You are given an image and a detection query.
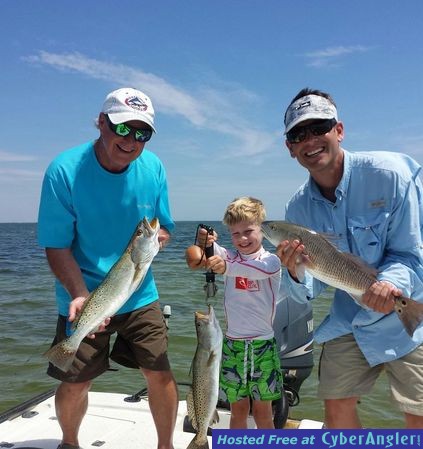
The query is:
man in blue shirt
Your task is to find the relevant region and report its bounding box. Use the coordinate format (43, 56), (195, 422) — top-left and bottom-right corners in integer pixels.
(276, 88), (423, 428)
(38, 87), (178, 449)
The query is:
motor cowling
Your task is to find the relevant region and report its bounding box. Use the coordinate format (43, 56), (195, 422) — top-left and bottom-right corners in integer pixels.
(272, 286), (314, 428)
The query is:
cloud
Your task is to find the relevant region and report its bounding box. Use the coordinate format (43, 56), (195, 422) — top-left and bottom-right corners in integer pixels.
(0, 168), (43, 181)
(25, 51), (276, 158)
(0, 151), (36, 162)
(304, 45), (372, 68)
(26, 51), (206, 126)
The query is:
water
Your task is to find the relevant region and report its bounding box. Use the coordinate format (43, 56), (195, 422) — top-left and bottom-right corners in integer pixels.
(0, 223), (403, 427)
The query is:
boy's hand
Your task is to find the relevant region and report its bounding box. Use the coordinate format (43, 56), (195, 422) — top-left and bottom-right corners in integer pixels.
(197, 227), (217, 248)
(206, 255), (226, 274)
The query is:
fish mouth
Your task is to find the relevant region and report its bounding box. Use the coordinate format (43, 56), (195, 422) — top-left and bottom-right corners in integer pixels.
(261, 222), (273, 243)
(142, 217), (160, 236)
(148, 217), (159, 230)
(195, 304), (213, 319)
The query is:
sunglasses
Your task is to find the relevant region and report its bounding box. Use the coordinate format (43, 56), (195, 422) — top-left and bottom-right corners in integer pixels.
(286, 118), (337, 144)
(106, 115), (153, 143)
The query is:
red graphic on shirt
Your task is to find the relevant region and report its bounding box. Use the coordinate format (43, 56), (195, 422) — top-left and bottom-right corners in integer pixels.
(235, 277), (260, 291)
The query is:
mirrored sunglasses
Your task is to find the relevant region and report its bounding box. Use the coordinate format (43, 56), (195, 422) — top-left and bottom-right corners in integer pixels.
(106, 115), (153, 143)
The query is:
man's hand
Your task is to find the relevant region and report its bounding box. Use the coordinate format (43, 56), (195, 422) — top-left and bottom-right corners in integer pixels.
(276, 239), (307, 282)
(361, 281), (399, 314)
(68, 295), (111, 338)
(68, 296), (86, 323)
(158, 227), (171, 250)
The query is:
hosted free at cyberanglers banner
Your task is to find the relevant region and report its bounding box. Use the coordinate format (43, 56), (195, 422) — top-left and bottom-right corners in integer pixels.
(213, 429), (422, 449)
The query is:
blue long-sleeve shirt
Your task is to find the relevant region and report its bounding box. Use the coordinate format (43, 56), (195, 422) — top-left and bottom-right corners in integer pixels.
(283, 150), (423, 366)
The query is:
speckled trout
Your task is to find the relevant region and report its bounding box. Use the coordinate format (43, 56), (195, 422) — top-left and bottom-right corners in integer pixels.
(262, 220), (423, 337)
(186, 304), (223, 449)
(44, 217), (160, 372)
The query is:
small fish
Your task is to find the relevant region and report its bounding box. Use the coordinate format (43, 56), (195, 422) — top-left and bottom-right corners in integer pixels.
(261, 220), (423, 337)
(186, 304), (223, 449)
(44, 217), (160, 372)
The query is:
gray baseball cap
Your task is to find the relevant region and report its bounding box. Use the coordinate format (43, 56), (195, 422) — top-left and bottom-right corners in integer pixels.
(284, 94), (338, 134)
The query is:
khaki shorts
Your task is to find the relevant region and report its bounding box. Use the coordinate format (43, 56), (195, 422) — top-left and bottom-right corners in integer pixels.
(318, 334), (423, 415)
(47, 301), (171, 383)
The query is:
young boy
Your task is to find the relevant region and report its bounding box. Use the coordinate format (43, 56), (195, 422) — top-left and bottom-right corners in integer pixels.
(185, 197), (282, 429)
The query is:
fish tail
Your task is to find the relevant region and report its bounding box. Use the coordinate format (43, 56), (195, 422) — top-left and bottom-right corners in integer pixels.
(394, 296), (423, 337)
(43, 338), (78, 372)
(186, 433), (209, 449)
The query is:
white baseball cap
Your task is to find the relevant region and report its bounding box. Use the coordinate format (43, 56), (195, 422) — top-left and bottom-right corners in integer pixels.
(102, 87), (156, 132)
(284, 94), (338, 134)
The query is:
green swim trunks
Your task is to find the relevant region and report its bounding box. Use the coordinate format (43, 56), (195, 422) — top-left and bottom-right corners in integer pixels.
(220, 337), (282, 403)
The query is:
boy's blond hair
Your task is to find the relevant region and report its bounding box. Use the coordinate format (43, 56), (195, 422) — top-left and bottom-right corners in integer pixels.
(223, 196), (266, 226)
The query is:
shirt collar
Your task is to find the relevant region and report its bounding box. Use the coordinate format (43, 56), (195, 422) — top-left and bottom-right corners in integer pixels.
(337, 149), (352, 198)
(308, 148), (351, 202)
(238, 246), (265, 260)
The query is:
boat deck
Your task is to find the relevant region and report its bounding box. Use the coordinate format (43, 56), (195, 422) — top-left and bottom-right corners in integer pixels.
(0, 390), (323, 449)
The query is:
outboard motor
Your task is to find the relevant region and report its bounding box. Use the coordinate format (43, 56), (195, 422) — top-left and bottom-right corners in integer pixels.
(272, 286), (314, 428)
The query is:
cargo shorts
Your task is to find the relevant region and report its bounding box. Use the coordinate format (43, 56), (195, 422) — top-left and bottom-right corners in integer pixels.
(47, 300), (171, 383)
(318, 333), (423, 415)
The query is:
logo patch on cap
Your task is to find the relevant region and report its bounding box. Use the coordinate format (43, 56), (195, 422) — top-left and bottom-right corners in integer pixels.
(125, 96), (148, 111)
(295, 100), (312, 110)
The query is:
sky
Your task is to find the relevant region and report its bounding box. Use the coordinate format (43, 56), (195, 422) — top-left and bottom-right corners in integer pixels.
(1, 0), (422, 222)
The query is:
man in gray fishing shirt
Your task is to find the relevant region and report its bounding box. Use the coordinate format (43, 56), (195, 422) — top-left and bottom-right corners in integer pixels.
(276, 88), (423, 428)
(38, 87), (178, 449)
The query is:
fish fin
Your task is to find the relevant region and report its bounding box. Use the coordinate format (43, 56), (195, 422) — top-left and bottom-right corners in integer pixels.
(43, 338), (77, 372)
(394, 296), (423, 337)
(320, 232), (341, 244)
(132, 265), (145, 292)
(349, 294), (368, 308)
(206, 352), (219, 368)
(71, 314), (81, 330)
(209, 409), (219, 425)
(342, 253), (378, 277)
(186, 389), (197, 430)
(131, 247), (142, 264)
(294, 263), (306, 282)
(187, 435), (209, 449)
